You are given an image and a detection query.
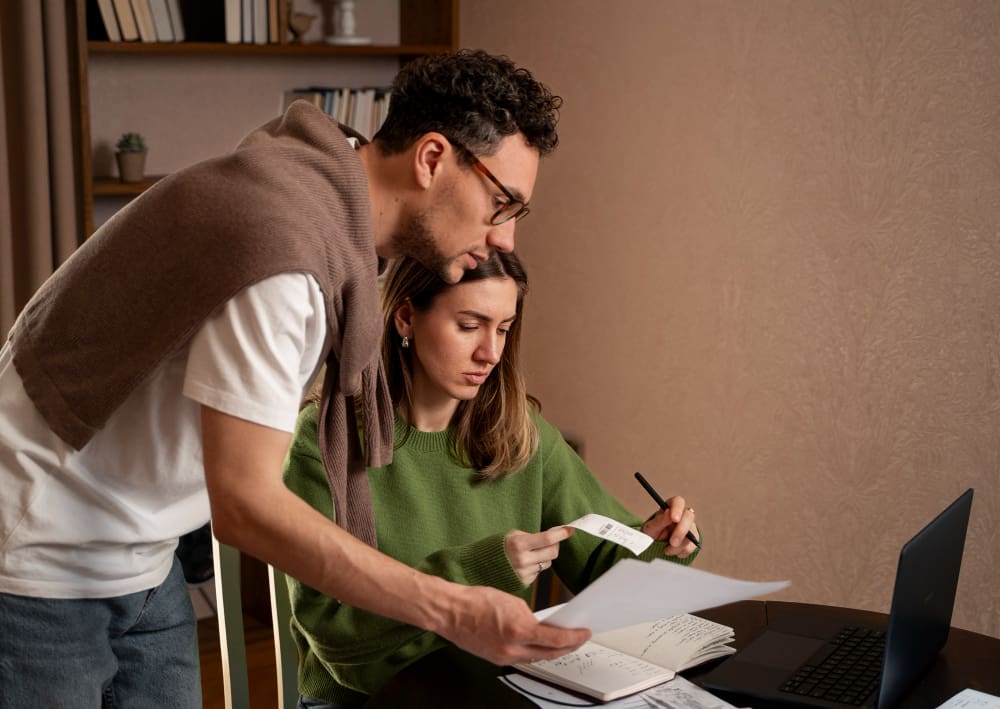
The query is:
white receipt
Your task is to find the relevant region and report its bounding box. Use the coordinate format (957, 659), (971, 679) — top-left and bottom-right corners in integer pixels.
(565, 514), (655, 556)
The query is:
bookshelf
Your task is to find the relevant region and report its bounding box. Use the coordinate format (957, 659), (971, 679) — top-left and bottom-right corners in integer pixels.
(72, 0), (458, 236)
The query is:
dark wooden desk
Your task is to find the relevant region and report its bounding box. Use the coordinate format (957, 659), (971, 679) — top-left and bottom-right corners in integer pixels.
(365, 601), (1000, 708)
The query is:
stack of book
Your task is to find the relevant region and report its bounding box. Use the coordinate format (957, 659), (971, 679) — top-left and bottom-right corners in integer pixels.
(88, 0), (289, 45)
(90, 0), (185, 42)
(283, 87), (392, 140)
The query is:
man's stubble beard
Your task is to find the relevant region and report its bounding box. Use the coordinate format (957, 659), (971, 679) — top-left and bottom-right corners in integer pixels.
(393, 212), (460, 284)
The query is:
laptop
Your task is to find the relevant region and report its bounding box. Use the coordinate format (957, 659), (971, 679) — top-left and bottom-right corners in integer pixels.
(700, 488), (973, 708)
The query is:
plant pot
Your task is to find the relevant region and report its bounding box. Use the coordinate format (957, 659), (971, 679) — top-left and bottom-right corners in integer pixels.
(116, 150), (147, 183)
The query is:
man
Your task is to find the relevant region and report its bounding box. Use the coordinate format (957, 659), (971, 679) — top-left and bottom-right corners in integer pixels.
(0, 50), (589, 707)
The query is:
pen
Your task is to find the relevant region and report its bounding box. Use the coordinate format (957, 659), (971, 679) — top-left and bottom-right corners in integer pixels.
(634, 471), (701, 548)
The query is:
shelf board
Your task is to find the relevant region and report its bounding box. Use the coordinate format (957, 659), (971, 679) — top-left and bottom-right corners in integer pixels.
(93, 175), (166, 196)
(87, 41), (451, 57)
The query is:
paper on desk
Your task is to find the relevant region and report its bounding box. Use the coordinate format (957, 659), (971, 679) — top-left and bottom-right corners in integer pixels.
(500, 673), (645, 707)
(935, 689), (1000, 709)
(642, 675), (746, 709)
(499, 674), (744, 709)
(541, 558), (789, 634)
(565, 513), (654, 556)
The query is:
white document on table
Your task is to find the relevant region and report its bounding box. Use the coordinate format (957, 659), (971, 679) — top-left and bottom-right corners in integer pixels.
(935, 690), (1000, 709)
(500, 673), (745, 709)
(541, 558), (789, 634)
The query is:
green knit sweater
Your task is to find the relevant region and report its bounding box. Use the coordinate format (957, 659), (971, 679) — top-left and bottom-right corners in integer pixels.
(282, 403), (701, 704)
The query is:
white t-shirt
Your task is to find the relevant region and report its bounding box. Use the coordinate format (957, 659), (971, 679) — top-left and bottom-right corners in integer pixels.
(0, 273), (329, 598)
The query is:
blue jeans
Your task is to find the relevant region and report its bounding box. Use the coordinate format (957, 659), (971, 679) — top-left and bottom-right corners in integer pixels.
(0, 556), (200, 708)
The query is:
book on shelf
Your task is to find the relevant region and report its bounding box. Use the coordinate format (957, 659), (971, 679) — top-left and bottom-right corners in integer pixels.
(351, 87), (375, 140)
(89, 0), (121, 41)
(129, 0), (157, 42)
(252, 0), (268, 44)
(276, 0), (288, 44)
(111, 0), (139, 41)
(267, 0), (278, 43)
(223, 0), (241, 43)
(147, 0), (175, 41)
(513, 613), (736, 702)
(283, 87), (392, 140)
(165, 0), (184, 41)
(241, 0), (253, 43)
(333, 87), (351, 125)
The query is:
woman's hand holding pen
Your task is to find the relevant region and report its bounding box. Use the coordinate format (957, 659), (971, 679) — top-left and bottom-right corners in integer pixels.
(642, 496), (700, 559)
(504, 527), (574, 585)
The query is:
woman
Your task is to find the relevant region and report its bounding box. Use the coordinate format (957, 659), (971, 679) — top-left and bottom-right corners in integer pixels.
(283, 252), (701, 708)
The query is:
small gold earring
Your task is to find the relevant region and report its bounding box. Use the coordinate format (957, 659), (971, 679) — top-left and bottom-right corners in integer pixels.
(401, 336), (410, 349)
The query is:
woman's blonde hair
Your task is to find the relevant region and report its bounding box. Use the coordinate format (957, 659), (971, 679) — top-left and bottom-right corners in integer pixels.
(382, 251), (538, 479)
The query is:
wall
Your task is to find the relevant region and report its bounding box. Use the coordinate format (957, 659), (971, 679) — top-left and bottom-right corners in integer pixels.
(461, 0), (999, 637)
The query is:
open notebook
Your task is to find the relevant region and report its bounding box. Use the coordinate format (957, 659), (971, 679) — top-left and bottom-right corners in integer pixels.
(514, 612), (736, 702)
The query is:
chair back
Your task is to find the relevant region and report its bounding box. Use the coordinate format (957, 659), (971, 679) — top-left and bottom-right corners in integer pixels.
(269, 565), (300, 709)
(212, 539), (299, 709)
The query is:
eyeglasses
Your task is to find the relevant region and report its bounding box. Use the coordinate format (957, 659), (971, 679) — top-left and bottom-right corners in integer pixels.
(448, 139), (530, 225)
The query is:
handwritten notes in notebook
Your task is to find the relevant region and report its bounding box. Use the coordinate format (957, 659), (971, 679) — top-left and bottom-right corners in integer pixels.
(514, 613), (736, 702)
(595, 613), (736, 672)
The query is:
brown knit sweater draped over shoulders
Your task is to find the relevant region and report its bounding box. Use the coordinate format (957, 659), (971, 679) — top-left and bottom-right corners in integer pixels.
(9, 100), (392, 546)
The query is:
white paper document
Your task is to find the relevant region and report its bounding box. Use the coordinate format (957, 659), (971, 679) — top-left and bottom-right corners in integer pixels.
(642, 675), (746, 709)
(500, 673), (743, 708)
(566, 513), (655, 555)
(541, 558), (789, 634)
(936, 690), (1000, 709)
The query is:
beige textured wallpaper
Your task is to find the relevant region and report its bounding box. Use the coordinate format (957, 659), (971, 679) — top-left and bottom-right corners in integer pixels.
(461, 0), (999, 638)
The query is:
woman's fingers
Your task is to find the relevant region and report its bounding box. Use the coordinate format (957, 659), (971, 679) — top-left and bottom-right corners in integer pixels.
(505, 527), (573, 584)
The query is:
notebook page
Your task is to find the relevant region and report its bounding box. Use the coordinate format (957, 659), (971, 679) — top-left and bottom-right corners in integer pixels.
(594, 614), (735, 671)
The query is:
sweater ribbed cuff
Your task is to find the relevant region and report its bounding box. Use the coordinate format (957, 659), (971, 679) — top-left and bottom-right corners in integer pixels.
(457, 533), (526, 593)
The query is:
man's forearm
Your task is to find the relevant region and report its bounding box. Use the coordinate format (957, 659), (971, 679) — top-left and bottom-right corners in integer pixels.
(201, 406), (458, 633)
(201, 405), (590, 664)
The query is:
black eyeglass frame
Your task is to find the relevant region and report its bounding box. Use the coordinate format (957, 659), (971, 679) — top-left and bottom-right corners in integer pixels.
(447, 139), (531, 225)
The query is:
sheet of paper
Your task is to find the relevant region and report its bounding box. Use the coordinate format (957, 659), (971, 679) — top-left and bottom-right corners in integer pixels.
(565, 513), (654, 555)
(935, 689), (1000, 709)
(642, 675), (746, 709)
(542, 558), (789, 634)
(498, 674), (744, 709)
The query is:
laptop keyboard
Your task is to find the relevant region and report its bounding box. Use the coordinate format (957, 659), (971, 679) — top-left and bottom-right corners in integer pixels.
(780, 625), (886, 705)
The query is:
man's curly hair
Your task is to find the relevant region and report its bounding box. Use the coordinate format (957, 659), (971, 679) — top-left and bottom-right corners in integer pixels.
(373, 49), (562, 159)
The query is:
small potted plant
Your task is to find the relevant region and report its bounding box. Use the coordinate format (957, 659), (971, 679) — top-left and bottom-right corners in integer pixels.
(115, 132), (147, 183)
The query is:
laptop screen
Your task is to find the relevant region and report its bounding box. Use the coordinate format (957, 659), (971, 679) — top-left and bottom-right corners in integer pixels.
(878, 488), (973, 707)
